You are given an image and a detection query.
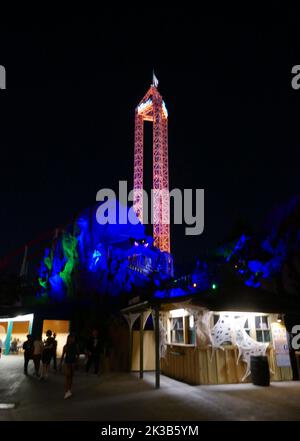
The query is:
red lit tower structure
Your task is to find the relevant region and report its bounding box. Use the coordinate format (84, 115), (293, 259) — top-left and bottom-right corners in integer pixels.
(133, 74), (170, 253)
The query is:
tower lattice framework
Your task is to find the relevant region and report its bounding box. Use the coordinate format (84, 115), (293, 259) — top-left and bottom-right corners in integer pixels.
(133, 83), (170, 253)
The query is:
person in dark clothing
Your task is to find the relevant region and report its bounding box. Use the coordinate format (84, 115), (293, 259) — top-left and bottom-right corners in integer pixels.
(52, 333), (57, 370)
(60, 334), (79, 399)
(41, 330), (55, 379)
(22, 334), (34, 375)
(85, 329), (102, 374)
(11, 338), (18, 354)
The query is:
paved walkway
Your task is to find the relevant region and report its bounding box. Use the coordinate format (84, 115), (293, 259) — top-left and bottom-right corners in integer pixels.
(0, 355), (300, 420)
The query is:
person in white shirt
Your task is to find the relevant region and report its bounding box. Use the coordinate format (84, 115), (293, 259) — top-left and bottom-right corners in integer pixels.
(33, 336), (44, 376)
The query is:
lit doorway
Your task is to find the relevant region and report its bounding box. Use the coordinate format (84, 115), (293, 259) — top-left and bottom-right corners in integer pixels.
(42, 320), (70, 357)
(0, 314), (33, 355)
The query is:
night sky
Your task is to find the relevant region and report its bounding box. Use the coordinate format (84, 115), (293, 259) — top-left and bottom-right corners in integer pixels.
(0, 8), (300, 269)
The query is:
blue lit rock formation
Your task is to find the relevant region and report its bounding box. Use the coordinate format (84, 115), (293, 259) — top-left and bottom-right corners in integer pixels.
(37, 201), (173, 300)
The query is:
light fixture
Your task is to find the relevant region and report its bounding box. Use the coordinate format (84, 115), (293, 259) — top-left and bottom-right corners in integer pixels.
(212, 283), (217, 290)
(170, 308), (186, 318)
(277, 314), (283, 323)
(193, 283), (197, 288)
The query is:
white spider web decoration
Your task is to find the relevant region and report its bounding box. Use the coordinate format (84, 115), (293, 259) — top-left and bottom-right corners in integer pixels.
(234, 317), (269, 381)
(211, 314), (234, 349)
(211, 314), (269, 381)
(159, 316), (168, 359)
(151, 311), (168, 359)
(186, 308), (213, 348)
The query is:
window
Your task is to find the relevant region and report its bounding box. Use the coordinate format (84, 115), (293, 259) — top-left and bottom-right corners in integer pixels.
(212, 312), (272, 345)
(213, 314), (219, 326)
(243, 318), (251, 336)
(170, 317), (184, 343)
(188, 315), (195, 345)
(169, 313), (195, 344)
(255, 315), (271, 342)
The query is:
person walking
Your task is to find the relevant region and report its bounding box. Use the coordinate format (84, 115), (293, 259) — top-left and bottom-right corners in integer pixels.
(60, 334), (79, 399)
(52, 333), (58, 371)
(85, 329), (102, 375)
(22, 335), (34, 375)
(33, 335), (44, 376)
(11, 338), (18, 354)
(40, 330), (54, 380)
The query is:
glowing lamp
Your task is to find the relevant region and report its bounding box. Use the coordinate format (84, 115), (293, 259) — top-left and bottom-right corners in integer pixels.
(193, 283), (197, 288)
(212, 283), (217, 290)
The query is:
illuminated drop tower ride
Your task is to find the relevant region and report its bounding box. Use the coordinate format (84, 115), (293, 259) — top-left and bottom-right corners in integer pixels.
(133, 75), (170, 253)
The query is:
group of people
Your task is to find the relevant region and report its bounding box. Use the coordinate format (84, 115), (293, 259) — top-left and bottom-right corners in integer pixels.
(0, 337), (24, 356)
(22, 330), (57, 378)
(22, 329), (102, 399)
(10, 338), (23, 354)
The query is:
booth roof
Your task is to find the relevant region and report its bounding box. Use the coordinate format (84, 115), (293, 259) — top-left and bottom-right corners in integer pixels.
(153, 282), (300, 315)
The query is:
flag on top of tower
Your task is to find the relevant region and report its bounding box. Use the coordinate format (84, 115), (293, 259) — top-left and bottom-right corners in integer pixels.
(152, 70), (159, 88)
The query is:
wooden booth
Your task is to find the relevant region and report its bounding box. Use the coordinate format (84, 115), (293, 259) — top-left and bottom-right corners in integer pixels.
(159, 305), (293, 385)
(122, 295), (293, 388)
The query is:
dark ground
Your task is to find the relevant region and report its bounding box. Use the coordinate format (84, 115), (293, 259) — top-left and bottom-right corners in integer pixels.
(0, 355), (300, 421)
